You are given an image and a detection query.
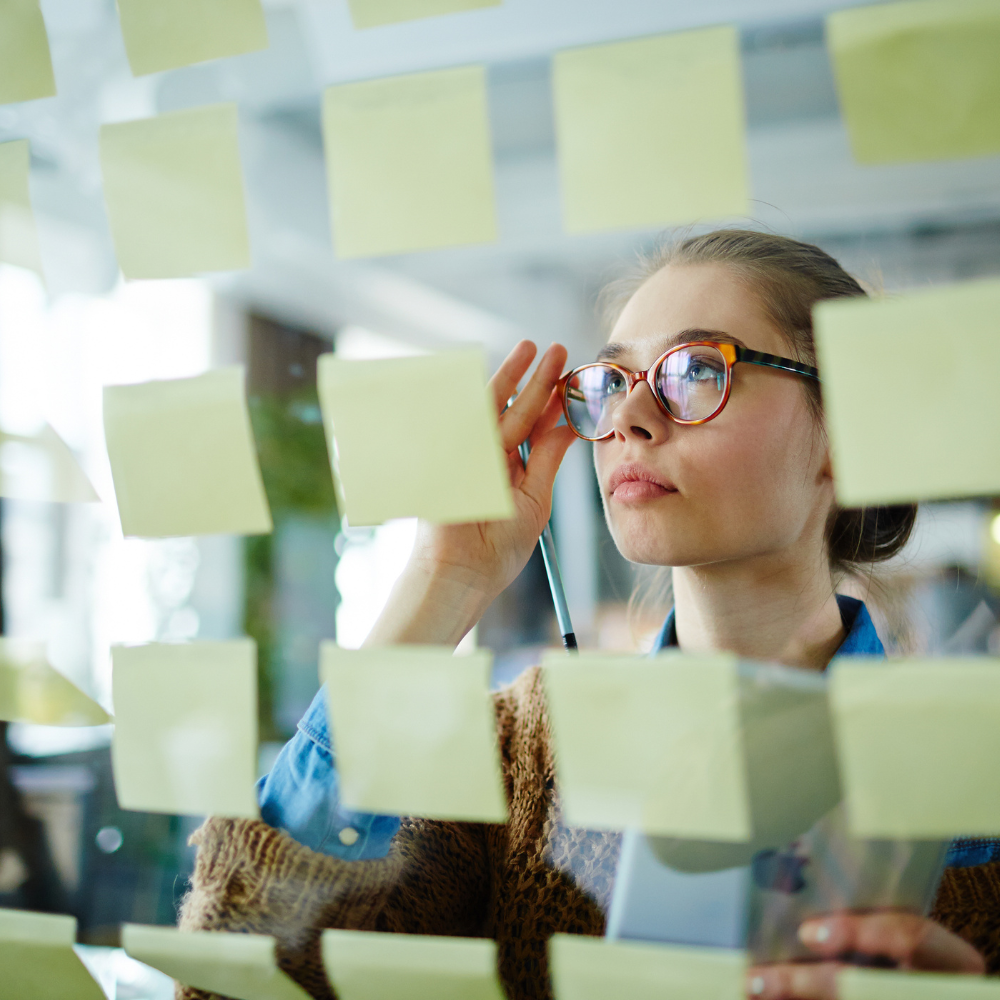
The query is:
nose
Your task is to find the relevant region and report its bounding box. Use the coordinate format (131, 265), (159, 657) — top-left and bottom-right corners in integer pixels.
(610, 379), (673, 444)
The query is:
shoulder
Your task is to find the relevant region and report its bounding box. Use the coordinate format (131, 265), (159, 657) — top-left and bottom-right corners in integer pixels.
(491, 665), (556, 805)
(493, 663), (545, 717)
(932, 861), (1000, 973)
(492, 666), (549, 753)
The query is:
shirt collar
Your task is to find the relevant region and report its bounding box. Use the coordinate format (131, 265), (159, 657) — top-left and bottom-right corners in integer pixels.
(651, 594), (885, 661)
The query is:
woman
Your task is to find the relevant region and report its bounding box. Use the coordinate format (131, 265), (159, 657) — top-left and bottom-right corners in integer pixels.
(180, 232), (999, 1000)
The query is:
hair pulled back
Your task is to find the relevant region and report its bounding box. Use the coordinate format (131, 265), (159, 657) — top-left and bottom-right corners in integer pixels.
(602, 228), (916, 579)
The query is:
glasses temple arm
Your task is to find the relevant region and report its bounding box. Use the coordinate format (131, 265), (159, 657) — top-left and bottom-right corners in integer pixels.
(734, 347), (820, 381)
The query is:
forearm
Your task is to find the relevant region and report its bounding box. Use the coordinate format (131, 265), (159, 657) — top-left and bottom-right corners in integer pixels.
(363, 561), (494, 648)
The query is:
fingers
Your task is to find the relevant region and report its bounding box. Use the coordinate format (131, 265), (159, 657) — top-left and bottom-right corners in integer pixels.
(528, 387), (567, 448)
(746, 914), (986, 1000)
(489, 340), (538, 416)
(799, 914), (985, 974)
(498, 343), (568, 454)
(518, 425), (577, 514)
(506, 448), (526, 490)
(746, 962), (839, 1000)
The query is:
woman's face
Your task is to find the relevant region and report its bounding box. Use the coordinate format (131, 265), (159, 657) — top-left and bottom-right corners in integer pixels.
(594, 262), (834, 569)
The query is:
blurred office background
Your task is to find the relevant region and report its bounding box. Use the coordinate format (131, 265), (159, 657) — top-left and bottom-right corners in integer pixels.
(1, 0), (999, 975)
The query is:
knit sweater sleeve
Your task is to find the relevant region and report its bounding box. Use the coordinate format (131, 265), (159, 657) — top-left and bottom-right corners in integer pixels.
(175, 812), (492, 1000)
(931, 862), (1000, 974)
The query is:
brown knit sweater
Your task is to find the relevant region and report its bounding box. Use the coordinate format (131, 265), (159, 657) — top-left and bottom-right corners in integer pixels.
(177, 666), (1000, 1000)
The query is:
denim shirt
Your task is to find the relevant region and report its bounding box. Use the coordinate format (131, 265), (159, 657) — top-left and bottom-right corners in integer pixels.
(260, 596), (999, 867)
(257, 686), (402, 860)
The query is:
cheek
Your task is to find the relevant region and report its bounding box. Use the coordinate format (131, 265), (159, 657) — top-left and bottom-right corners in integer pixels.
(697, 395), (821, 525)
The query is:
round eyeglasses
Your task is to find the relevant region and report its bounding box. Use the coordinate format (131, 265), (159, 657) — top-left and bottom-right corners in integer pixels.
(557, 341), (820, 441)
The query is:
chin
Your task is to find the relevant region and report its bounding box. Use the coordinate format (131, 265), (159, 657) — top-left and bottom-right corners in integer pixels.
(610, 521), (698, 567)
(607, 507), (742, 568)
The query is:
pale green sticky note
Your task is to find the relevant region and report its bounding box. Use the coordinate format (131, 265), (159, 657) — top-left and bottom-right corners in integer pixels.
(117, 0), (269, 77)
(0, 638), (111, 727)
(0, 139), (43, 275)
(827, 0), (1000, 165)
(542, 652), (750, 840)
(347, 0), (500, 30)
(103, 366), (272, 538)
(840, 967), (1000, 1000)
(322, 929), (505, 1000)
(0, 908), (107, 1000)
(317, 351), (513, 526)
(322, 66), (497, 258)
(548, 934), (746, 1000)
(321, 644), (507, 822)
(123, 924), (310, 1000)
(552, 25), (749, 234)
(99, 104), (251, 279)
(830, 658), (1000, 838)
(0, 423), (100, 502)
(0, 0), (56, 105)
(111, 639), (259, 818)
(814, 279), (1000, 505)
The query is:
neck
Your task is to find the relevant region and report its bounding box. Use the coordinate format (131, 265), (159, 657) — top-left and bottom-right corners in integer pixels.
(671, 550), (844, 671)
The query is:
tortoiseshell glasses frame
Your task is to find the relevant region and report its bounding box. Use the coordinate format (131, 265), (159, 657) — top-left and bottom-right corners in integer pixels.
(556, 341), (820, 442)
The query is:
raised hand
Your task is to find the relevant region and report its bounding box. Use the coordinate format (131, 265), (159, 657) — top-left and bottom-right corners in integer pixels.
(364, 340), (576, 648)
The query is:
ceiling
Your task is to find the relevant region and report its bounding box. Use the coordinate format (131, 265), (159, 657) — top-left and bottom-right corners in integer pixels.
(4, 0), (1000, 367)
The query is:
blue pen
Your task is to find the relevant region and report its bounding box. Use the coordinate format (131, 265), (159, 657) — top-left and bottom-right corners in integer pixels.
(508, 394), (578, 652)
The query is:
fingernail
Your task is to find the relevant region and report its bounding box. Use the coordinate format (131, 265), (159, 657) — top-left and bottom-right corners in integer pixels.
(748, 974), (766, 996)
(799, 920), (831, 944)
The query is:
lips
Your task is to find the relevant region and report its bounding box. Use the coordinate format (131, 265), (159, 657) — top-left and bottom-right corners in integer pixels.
(607, 462), (677, 500)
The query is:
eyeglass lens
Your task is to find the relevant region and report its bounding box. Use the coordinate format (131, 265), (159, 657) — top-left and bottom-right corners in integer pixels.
(564, 345), (729, 438)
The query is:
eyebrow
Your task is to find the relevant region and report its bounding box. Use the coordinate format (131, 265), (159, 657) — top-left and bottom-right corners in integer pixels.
(597, 329), (747, 363)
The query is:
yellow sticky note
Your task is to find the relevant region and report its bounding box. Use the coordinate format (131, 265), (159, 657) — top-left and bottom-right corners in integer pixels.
(347, 0), (500, 29)
(317, 351), (512, 526)
(117, 0), (269, 77)
(99, 104), (251, 279)
(542, 652), (750, 841)
(0, 423), (100, 503)
(814, 280), (1000, 505)
(549, 934), (746, 1000)
(103, 366), (272, 538)
(0, 139), (43, 275)
(0, 0), (56, 105)
(830, 659), (1000, 838)
(0, 908), (106, 1000)
(0, 639), (111, 727)
(840, 967), (1000, 1000)
(827, 0), (1000, 165)
(552, 26), (749, 234)
(322, 930), (505, 1000)
(321, 644), (507, 822)
(123, 924), (309, 1000)
(322, 66), (497, 258)
(111, 639), (259, 818)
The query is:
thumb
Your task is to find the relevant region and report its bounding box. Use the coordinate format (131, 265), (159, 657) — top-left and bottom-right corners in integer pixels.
(518, 425), (577, 514)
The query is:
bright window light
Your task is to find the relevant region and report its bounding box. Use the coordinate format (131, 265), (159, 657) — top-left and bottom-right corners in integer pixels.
(0, 266), (213, 754)
(991, 512), (1000, 546)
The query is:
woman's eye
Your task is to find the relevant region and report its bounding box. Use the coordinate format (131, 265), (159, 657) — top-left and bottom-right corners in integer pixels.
(686, 359), (723, 382)
(605, 375), (626, 395)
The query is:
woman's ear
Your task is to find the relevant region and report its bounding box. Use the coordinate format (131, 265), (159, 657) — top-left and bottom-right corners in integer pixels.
(820, 443), (834, 482)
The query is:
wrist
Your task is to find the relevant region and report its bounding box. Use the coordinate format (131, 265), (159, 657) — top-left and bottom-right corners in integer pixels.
(363, 559), (494, 648)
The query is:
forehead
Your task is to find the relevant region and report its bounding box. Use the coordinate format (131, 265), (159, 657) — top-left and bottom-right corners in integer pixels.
(606, 262), (786, 363)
